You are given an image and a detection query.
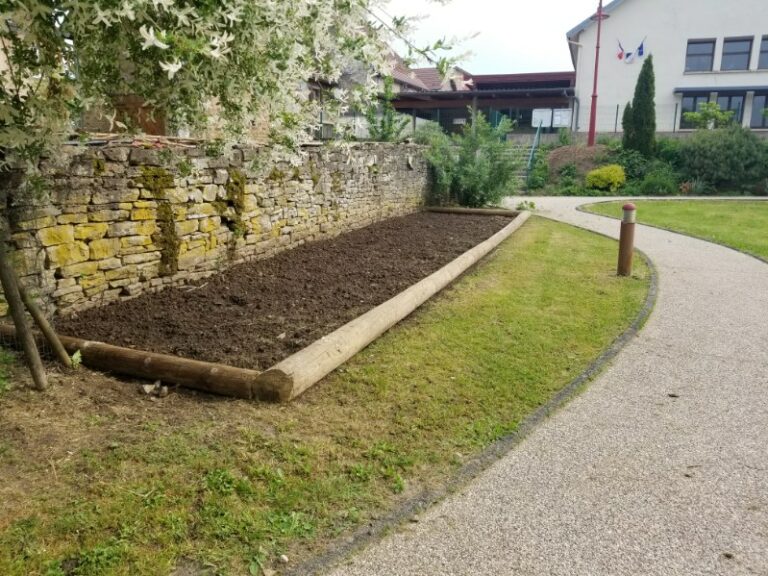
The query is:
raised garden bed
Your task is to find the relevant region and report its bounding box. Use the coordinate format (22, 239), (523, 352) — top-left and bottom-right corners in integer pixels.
(41, 210), (526, 400)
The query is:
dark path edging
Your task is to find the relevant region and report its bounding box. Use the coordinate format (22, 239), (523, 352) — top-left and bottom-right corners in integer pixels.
(289, 219), (659, 576)
(577, 199), (768, 265)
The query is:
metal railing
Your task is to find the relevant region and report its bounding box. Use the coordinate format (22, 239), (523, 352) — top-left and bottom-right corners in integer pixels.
(525, 121), (544, 185)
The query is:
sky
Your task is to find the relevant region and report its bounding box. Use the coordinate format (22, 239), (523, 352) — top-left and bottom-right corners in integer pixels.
(383, 0), (602, 74)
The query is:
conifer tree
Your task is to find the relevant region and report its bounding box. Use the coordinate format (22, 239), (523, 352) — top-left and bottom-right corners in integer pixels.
(621, 102), (634, 150)
(625, 55), (656, 156)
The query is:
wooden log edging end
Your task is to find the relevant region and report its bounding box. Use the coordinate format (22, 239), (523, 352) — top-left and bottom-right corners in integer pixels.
(0, 324), (261, 400)
(254, 210), (532, 401)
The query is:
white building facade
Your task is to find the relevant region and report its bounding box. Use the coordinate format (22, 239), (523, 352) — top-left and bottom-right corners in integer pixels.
(567, 0), (768, 134)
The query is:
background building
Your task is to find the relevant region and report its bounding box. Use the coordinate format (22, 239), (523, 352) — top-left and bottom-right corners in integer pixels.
(567, 0), (768, 134)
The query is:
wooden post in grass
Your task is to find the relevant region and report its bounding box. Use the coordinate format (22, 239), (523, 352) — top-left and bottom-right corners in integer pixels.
(618, 203), (636, 276)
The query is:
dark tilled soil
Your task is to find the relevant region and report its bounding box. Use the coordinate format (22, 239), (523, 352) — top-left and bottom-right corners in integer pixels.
(57, 212), (512, 370)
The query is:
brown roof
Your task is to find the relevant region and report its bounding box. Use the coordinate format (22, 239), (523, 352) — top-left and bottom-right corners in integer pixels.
(471, 71), (576, 87)
(412, 68), (473, 92)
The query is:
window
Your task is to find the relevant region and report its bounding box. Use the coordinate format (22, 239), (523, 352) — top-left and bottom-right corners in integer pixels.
(759, 37), (768, 69)
(721, 38), (753, 71)
(686, 40), (716, 72)
(716, 93), (746, 123)
(680, 93), (710, 129)
(751, 93), (768, 128)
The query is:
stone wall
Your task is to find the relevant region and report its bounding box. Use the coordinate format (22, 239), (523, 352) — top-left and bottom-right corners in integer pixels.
(3, 142), (429, 316)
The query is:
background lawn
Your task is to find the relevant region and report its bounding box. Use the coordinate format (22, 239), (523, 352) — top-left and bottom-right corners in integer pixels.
(0, 217), (650, 576)
(583, 200), (768, 260)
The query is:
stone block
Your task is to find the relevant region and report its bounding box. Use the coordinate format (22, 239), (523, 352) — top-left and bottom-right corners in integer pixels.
(74, 223), (109, 241)
(92, 188), (140, 204)
(202, 185), (222, 202)
(79, 273), (107, 291)
(89, 238), (121, 260)
(97, 258), (123, 271)
(133, 200), (158, 209)
(131, 208), (156, 221)
(103, 147), (130, 163)
(191, 203), (219, 218)
(53, 284), (84, 298)
(129, 148), (161, 166)
(38, 225), (74, 247)
(10, 232), (37, 249)
(11, 248), (45, 276)
(198, 217), (221, 233)
(50, 186), (92, 205)
(106, 265), (137, 281)
(121, 235), (153, 248)
(58, 213), (89, 225)
(177, 245), (207, 270)
(108, 221), (157, 237)
(47, 242), (89, 267)
(88, 209), (130, 222)
(84, 284), (108, 298)
(123, 252), (161, 265)
(165, 188), (189, 203)
(59, 261), (100, 278)
(175, 220), (198, 236)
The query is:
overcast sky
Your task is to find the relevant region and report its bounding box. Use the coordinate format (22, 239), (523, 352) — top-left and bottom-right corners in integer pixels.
(383, 0), (601, 74)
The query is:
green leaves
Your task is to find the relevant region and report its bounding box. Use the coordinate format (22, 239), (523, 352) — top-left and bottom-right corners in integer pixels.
(420, 109), (520, 207)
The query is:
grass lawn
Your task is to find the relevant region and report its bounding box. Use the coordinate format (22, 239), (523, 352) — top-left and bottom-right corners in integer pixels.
(0, 217), (650, 576)
(583, 200), (768, 260)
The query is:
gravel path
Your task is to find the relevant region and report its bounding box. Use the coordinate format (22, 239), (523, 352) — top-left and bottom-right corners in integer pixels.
(325, 197), (768, 576)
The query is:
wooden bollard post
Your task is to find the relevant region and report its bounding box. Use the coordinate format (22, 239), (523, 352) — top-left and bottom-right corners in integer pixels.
(617, 203), (636, 276)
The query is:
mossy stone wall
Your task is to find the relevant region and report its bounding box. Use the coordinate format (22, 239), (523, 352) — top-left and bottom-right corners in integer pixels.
(2, 143), (428, 316)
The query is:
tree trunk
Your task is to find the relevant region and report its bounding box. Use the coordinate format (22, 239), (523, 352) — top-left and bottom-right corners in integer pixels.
(18, 283), (71, 368)
(0, 226), (47, 390)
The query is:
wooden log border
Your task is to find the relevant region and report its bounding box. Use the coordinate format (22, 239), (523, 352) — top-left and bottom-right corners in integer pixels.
(1, 208), (530, 402)
(259, 209), (529, 401)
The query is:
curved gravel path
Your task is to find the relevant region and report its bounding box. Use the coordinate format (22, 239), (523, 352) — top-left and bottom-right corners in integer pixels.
(325, 197), (768, 576)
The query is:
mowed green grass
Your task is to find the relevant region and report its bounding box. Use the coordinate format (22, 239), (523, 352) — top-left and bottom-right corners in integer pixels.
(0, 217), (650, 576)
(584, 200), (768, 260)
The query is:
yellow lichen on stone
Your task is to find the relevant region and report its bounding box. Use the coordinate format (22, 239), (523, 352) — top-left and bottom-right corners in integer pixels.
(121, 235), (153, 248)
(59, 261), (100, 278)
(89, 238), (120, 260)
(47, 242), (89, 266)
(17, 216), (56, 231)
(79, 273), (107, 291)
(175, 220), (198, 236)
(131, 208), (156, 221)
(74, 223), (109, 241)
(38, 225), (75, 247)
(198, 217), (220, 233)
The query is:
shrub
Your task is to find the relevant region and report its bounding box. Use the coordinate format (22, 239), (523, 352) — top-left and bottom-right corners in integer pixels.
(526, 152), (550, 190)
(679, 124), (768, 189)
(365, 76), (410, 142)
(422, 110), (520, 207)
(607, 147), (648, 181)
(638, 163), (680, 196)
(655, 137), (683, 169)
(586, 164), (626, 192)
(679, 178), (714, 196)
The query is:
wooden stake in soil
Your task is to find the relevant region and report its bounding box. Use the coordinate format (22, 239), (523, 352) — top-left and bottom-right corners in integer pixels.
(18, 283), (72, 368)
(0, 235), (47, 390)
